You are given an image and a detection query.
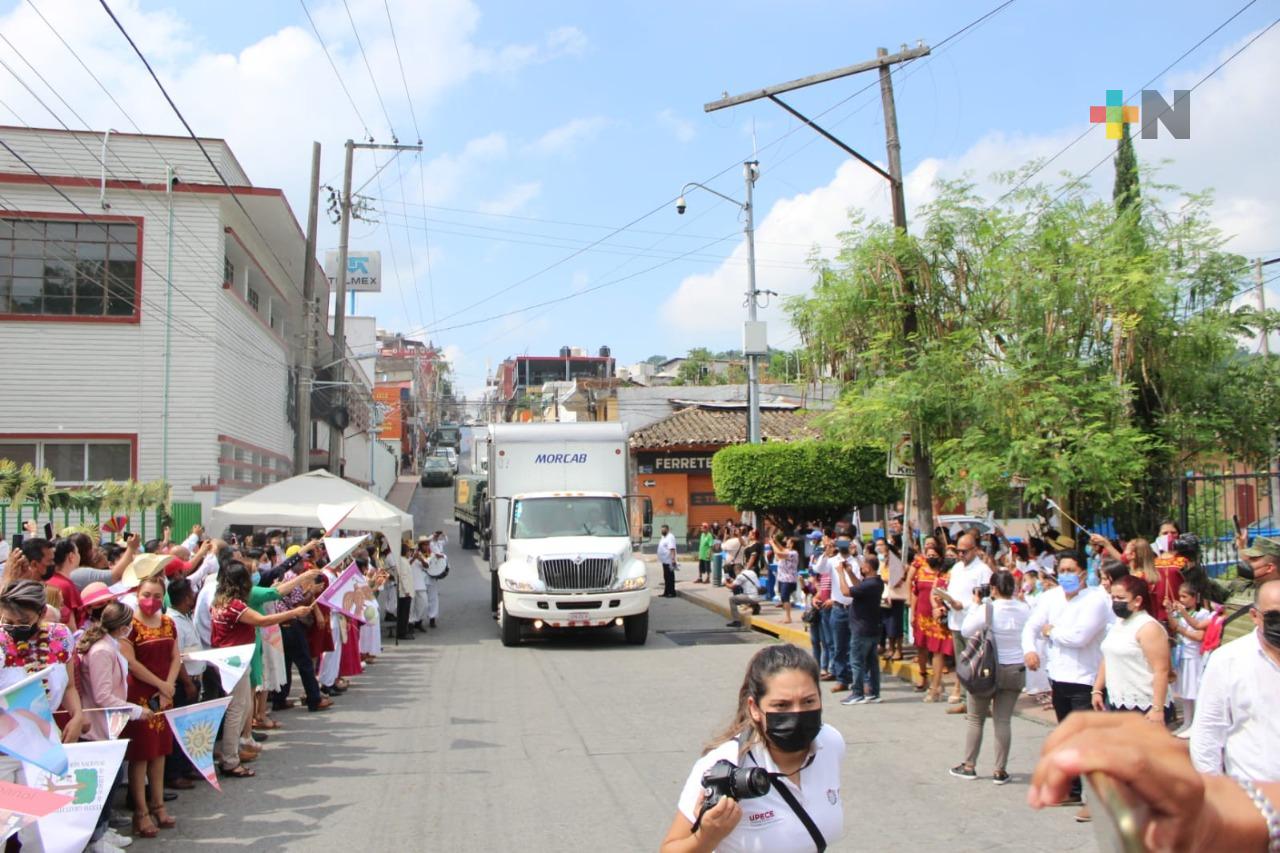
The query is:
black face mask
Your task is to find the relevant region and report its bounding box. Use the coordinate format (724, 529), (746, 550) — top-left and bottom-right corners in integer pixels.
(3, 623), (38, 643)
(942, 556), (958, 572)
(763, 709), (822, 753)
(926, 556), (942, 569)
(1111, 601), (1132, 620)
(1262, 611), (1280, 650)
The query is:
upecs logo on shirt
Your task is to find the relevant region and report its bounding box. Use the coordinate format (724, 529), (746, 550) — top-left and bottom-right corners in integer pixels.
(747, 809), (778, 827)
(827, 788), (839, 805)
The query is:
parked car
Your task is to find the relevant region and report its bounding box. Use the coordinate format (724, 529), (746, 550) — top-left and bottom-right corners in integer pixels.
(435, 447), (459, 473)
(421, 457), (454, 487)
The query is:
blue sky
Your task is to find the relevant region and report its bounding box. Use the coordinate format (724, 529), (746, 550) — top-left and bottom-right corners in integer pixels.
(4, 1), (1278, 398)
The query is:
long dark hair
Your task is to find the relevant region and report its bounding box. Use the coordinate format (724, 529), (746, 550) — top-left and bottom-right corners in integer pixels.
(214, 562), (252, 609)
(705, 645), (820, 757)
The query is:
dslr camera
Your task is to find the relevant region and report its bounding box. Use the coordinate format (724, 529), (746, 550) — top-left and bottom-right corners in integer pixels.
(700, 759), (770, 811)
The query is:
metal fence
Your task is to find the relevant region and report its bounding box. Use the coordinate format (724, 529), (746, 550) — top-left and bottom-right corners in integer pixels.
(0, 504), (177, 542)
(1085, 469), (1279, 578)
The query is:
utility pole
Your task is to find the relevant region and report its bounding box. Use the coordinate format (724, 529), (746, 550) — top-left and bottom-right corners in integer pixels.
(162, 165), (174, 485)
(744, 160), (761, 444)
(296, 141), (321, 475)
(328, 139), (422, 475)
(1257, 257), (1269, 357)
(704, 42), (936, 534)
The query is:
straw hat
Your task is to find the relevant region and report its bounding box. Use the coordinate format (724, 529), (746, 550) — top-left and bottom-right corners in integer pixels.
(120, 553), (174, 588)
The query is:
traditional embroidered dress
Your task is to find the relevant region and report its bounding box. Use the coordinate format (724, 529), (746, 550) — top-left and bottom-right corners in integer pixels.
(123, 615), (175, 761)
(910, 558), (953, 656)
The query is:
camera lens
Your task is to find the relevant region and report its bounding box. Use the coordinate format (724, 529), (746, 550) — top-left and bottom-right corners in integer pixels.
(730, 766), (771, 799)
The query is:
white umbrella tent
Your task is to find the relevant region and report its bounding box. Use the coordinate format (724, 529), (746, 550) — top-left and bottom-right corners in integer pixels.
(210, 469), (413, 544)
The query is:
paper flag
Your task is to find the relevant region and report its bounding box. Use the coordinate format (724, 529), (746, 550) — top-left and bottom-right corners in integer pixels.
(0, 668), (67, 775)
(183, 643), (254, 694)
(101, 515), (129, 534)
(21, 739), (127, 853)
(163, 697), (232, 790)
(0, 779), (72, 844)
(82, 706), (141, 740)
(318, 502), (358, 537)
(321, 535), (368, 571)
(316, 563), (371, 623)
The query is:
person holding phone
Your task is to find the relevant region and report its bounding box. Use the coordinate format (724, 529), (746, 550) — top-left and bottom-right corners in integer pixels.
(119, 575), (180, 837)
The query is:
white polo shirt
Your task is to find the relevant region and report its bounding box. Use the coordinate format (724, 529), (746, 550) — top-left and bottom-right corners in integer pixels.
(678, 723), (846, 853)
(1189, 629), (1280, 781)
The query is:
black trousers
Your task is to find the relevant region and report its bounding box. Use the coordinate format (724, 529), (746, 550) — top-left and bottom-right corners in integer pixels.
(396, 595), (413, 638)
(663, 562), (676, 597)
(698, 558), (710, 578)
(274, 621), (323, 710)
(1050, 679), (1094, 799)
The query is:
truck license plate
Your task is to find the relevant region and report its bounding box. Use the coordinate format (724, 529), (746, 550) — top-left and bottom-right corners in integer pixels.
(566, 611), (591, 623)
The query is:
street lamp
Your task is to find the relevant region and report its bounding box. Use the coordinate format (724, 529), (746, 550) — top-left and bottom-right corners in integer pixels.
(677, 160), (763, 444)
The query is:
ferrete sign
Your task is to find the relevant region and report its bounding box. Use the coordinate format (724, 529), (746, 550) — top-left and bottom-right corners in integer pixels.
(324, 250), (381, 293)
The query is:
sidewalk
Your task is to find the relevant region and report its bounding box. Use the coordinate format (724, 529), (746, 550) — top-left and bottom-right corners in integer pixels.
(386, 474), (419, 513)
(661, 557), (1057, 727)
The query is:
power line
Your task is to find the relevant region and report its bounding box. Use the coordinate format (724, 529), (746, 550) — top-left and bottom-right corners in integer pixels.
(382, 0), (421, 143)
(340, 0), (397, 141)
(297, 0), (371, 140)
(393, 153), (428, 331)
(997, 0), (1263, 204)
(97, 0), (306, 299)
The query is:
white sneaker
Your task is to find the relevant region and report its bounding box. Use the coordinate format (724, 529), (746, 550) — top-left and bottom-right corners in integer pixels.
(105, 829), (133, 848)
(90, 840), (126, 853)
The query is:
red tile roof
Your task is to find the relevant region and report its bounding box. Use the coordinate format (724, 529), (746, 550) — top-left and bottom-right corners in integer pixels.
(628, 407), (820, 450)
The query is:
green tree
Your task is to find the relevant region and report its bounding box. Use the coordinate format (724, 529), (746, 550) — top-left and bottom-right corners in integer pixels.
(712, 441), (898, 531)
(786, 167), (1273, 533)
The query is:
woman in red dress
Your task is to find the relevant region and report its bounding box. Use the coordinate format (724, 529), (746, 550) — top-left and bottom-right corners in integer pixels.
(907, 541), (953, 702)
(120, 576), (179, 837)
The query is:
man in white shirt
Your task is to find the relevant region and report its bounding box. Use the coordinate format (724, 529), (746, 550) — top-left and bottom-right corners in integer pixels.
(180, 524), (204, 553)
(824, 539), (858, 692)
(935, 534), (993, 712)
(657, 525), (678, 599)
(725, 562), (762, 628)
(1190, 580), (1280, 781)
(1020, 554), (1113, 812)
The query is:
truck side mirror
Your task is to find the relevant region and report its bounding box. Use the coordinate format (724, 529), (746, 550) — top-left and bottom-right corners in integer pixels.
(643, 524), (653, 539)
(643, 499), (653, 525)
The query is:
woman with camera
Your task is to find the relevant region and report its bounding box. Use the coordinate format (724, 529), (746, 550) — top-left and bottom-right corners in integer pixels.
(660, 645), (846, 853)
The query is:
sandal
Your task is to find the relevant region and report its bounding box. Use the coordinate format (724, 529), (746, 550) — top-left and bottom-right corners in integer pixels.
(253, 718), (282, 730)
(133, 811), (158, 838)
(220, 764), (256, 778)
(149, 803), (176, 829)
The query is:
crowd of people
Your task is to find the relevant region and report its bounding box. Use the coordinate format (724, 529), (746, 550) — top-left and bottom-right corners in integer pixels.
(678, 511), (1279, 833)
(0, 519), (441, 852)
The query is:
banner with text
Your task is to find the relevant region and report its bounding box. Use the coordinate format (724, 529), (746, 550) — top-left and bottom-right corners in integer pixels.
(0, 779), (71, 845)
(0, 668), (67, 775)
(22, 739), (127, 853)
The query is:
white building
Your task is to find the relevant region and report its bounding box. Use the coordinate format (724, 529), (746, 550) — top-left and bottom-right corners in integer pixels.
(0, 126), (383, 520)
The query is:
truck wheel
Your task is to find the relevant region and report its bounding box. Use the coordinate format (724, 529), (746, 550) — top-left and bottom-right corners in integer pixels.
(500, 603), (523, 647)
(623, 611), (649, 646)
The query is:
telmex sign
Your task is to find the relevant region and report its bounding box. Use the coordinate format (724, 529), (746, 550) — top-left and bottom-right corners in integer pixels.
(324, 250), (382, 293)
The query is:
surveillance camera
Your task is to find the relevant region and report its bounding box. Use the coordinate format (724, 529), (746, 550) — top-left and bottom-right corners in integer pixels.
(676, 196), (686, 215)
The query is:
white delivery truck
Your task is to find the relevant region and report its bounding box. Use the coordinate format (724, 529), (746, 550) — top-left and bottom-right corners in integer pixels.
(487, 422), (653, 646)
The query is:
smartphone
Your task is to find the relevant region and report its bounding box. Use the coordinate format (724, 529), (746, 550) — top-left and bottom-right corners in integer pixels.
(147, 694), (162, 713)
(1233, 514), (1243, 534)
(1084, 772), (1150, 853)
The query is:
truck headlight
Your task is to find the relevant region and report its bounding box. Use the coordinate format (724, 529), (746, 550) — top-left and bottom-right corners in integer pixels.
(503, 578), (538, 592)
(617, 576), (646, 591)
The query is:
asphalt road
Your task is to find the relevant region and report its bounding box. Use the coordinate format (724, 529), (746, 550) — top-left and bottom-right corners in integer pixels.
(155, 480), (1094, 852)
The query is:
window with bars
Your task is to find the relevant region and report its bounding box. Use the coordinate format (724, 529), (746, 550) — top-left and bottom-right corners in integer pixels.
(247, 286), (260, 312)
(0, 219), (139, 317)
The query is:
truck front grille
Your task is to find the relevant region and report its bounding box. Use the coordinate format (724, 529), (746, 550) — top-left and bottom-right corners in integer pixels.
(539, 556), (616, 592)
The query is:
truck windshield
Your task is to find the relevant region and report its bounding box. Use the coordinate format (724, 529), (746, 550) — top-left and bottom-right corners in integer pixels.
(511, 497), (629, 539)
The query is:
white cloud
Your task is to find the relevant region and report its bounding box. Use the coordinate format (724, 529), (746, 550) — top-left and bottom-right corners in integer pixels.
(657, 108), (696, 143)
(529, 116), (612, 156)
(661, 24), (1280, 338)
(477, 181), (542, 215)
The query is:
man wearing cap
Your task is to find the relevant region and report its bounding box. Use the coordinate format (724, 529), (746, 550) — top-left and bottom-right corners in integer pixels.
(1238, 536), (1280, 586)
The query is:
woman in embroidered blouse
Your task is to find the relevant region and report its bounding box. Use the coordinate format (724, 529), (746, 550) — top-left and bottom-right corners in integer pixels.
(120, 575), (180, 837)
(0, 578), (83, 741)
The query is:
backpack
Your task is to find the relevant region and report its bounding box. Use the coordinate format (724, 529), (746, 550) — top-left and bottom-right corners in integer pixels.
(956, 601), (999, 698)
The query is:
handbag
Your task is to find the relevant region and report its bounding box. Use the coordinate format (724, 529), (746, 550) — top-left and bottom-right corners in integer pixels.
(801, 605), (820, 625)
(956, 600), (999, 698)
